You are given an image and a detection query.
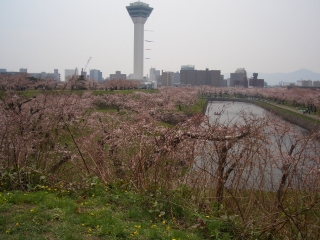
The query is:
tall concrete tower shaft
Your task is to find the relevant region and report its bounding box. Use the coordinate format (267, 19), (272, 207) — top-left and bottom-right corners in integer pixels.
(126, 2), (153, 80)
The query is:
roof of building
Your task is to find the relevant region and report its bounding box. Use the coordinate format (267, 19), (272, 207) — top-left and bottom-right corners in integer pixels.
(126, 1), (153, 18)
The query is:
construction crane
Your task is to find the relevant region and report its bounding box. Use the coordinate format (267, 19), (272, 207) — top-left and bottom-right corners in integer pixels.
(84, 57), (92, 72)
(80, 57), (92, 80)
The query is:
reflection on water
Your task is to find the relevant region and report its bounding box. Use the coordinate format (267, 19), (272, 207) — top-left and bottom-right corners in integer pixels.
(206, 100), (308, 134)
(195, 101), (319, 191)
(206, 101), (264, 120)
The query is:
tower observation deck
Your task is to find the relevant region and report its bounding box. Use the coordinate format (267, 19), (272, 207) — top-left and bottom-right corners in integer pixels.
(126, 2), (153, 80)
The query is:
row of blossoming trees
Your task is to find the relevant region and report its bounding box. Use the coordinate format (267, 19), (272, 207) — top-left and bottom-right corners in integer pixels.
(0, 76), (320, 238)
(0, 74), (143, 91)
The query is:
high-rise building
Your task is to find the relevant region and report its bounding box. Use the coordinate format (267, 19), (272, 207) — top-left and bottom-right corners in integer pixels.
(248, 73), (264, 88)
(161, 71), (174, 86)
(90, 69), (103, 82)
(181, 65), (195, 71)
(0, 68), (60, 81)
(110, 71), (126, 80)
(173, 72), (180, 84)
(230, 68), (248, 87)
(297, 80), (312, 87)
(149, 68), (160, 82)
(180, 67), (222, 87)
(126, 1), (153, 80)
(65, 69), (78, 81)
(313, 81), (320, 87)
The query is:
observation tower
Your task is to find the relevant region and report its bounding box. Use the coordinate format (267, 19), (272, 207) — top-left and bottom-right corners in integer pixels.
(126, 1), (153, 80)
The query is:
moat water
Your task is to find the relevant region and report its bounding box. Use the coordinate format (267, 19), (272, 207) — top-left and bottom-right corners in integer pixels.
(198, 101), (319, 190)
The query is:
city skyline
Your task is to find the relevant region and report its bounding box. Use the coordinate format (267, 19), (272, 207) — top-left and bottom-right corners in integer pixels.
(1, 0), (319, 82)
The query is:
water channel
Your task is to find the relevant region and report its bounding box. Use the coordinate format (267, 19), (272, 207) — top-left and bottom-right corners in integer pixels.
(197, 101), (319, 191)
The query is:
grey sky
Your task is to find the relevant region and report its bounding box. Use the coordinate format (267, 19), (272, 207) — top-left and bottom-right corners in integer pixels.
(1, 0), (319, 81)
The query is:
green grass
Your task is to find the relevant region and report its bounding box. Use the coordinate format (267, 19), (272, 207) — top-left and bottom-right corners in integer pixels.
(177, 99), (207, 115)
(0, 184), (235, 239)
(0, 90), (6, 99)
(254, 100), (319, 124)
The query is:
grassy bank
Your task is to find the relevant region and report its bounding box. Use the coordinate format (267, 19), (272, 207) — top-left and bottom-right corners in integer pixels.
(0, 183), (235, 240)
(253, 100), (320, 131)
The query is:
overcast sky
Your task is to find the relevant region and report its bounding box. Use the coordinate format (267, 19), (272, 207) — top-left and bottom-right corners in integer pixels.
(1, 0), (319, 81)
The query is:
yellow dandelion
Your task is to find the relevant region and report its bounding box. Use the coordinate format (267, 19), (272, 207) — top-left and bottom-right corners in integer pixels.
(135, 225), (141, 229)
(5, 230), (10, 234)
(15, 222), (19, 226)
(162, 220), (166, 224)
(88, 228), (92, 232)
(166, 226), (171, 231)
(205, 215), (210, 218)
(30, 209), (34, 212)
(81, 224), (85, 227)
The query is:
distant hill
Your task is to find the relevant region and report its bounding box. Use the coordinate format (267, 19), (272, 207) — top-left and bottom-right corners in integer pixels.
(224, 69), (320, 86)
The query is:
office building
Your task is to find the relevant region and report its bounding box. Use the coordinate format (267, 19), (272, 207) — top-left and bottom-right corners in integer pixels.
(126, 1), (153, 80)
(230, 68), (248, 87)
(149, 68), (160, 82)
(65, 69), (78, 81)
(181, 65), (195, 71)
(297, 80), (312, 87)
(173, 72), (180, 84)
(161, 71), (174, 86)
(90, 69), (103, 82)
(313, 81), (320, 87)
(110, 71), (126, 80)
(180, 66), (222, 87)
(0, 68), (60, 81)
(248, 73), (264, 88)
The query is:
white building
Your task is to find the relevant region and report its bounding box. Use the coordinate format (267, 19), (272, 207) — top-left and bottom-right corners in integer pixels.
(149, 68), (160, 82)
(65, 68), (78, 81)
(126, 2), (153, 80)
(297, 80), (312, 87)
